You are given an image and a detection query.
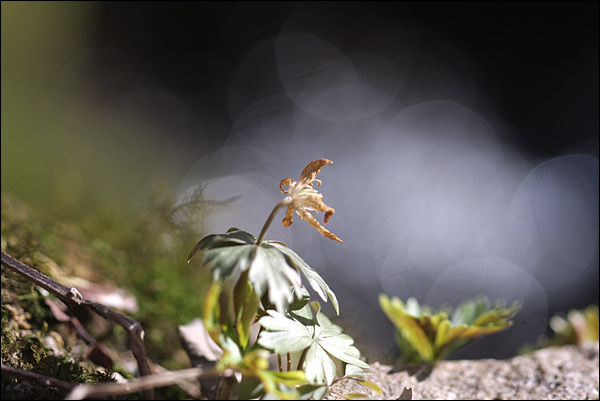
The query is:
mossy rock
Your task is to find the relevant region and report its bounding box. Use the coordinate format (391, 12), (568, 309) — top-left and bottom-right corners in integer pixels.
(2, 194), (121, 399)
(1, 192), (210, 399)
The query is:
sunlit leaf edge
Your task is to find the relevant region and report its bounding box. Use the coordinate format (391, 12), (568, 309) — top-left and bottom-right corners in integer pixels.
(266, 241), (339, 315)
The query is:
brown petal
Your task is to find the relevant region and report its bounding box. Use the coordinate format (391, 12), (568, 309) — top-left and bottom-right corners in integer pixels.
(299, 159), (333, 186)
(323, 230), (342, 242)
(279, 178), (295, 193)
(324, 210), (334, 224)
(282, 205), (294, 227)
(296, 208), (342, 242)
(301, 193), (335, 217)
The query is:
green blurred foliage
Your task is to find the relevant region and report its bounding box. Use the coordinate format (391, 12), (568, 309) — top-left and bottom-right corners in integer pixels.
(2, 0), (218, 368)
(2, 2), (194, 219)
(546, 305), (598, 345)
(1, 186), (214, 377)
(521, 305), (599, 354)
(2, 2), (94, 212)
(380, 294), (521, 364)
(1, 192), (121, 399)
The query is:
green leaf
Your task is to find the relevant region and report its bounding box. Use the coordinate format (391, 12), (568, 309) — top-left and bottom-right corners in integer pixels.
(233, 272), (260, 350)
(379, 295), (433, 361)
(217, 334), (244, 370)
(334, 369), (382, 397)
(266, 241), (339, 315)
(340, 392), (370, 400)
(203, 281), (228, 342)
(249, 245), (302, 313)
(471, 300), (522, 327)
(344, 364), (372, 377)
(288, 285), (311, 311)
(188, 227), (255, 262)
(189, 229), (317, 314)
(257, 309), (316, 353)
(204, 244), (256, 280)
(316, 313), (368, 368)
(258, 303), (369, 386)
(296, 384), (329, 400)
(188, 228), (257, 280)
(380, 294), (521, 363)
(255, 370), (307, 400)
(304, 341), (338, 386)
(240, 350), (307, 400)
(433, 318), (452, 348)
(354, 380), (382, 395)
(230, 349), (308, 400)
(451, 295), (489, 326)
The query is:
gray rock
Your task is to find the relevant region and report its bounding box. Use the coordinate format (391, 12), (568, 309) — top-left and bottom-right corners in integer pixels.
(329, 342), (599, 400)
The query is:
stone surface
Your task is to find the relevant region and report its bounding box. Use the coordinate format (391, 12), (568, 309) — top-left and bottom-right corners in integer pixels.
(328, 342), (599, 400)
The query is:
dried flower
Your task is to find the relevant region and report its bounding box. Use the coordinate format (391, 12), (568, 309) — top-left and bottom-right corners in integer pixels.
(279, 159), (342, 242)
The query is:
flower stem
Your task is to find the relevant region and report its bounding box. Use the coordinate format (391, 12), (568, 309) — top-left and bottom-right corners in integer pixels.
(217, 371), (236, 400)
(296, 348), (308, 371)
(256, 197), (292, 246)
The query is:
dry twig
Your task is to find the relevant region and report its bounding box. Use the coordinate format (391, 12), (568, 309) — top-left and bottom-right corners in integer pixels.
(1, 250), (154, 399)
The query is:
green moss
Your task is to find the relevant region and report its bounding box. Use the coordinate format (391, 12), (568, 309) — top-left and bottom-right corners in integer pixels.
(2, 189), (215, 398)
(70, 183), (213, 362)
(1, 272), (116, 400)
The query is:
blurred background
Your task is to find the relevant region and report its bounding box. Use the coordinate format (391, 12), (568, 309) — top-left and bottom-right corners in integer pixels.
(2, 1), (598, 363)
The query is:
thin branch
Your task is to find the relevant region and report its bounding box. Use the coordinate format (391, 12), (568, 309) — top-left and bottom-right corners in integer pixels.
(1, 251), (84, 305)
(1, 251), (154, 399)
(65, 366), (220, 400)
(1, 363), (76, 392)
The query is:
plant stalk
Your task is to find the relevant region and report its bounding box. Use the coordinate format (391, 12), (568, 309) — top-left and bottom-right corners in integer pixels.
(296, 348), (308, 371)
(256, 197), (292, 246)
(217, 371), (236, 400)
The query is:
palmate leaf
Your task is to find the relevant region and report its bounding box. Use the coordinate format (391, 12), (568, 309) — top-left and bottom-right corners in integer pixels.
(188, 228), (300, 313)
(203, 294), (308, 401)
(189, 228), (338, 314)
(266, 241), (339, 315)
(249, 245), (303, 314)
(188, 227), (256, 280)
(258, 303), (369, 386)
(379, 294), (521, 363)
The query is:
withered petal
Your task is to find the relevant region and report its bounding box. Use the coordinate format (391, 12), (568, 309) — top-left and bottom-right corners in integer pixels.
(279, 158), (341, 242)
(322, 230), (343, 242)
(298, 193), (334, 215)
(324, 210), (334, 225)
(296, 208), (342, 242)
(299, 159), (333, 186)
(282, 205), (294, 227)
(279, 178), (295, 193)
